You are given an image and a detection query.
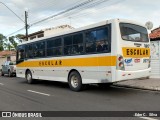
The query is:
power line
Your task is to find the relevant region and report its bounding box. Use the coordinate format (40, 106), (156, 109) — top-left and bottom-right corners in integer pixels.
(29, 0), (106, 27)
(28, 0), (85, 24)
(7, 0), (124, 36)
(55, 0), (111, 20)
(7, 27), (25, 37)
(30, 0), (95, 27)
(7, 0), (95, 36)
(0, 2), (25, 23)
(51, 0), (124, 26)
(67, 0), (125, 19)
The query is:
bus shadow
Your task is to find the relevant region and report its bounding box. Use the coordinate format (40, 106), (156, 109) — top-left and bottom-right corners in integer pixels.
(37, 80), (69, 89)
(20, 79), (142, 95)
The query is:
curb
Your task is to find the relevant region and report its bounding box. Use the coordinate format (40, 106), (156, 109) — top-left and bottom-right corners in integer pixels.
(112, 84), (160, 92)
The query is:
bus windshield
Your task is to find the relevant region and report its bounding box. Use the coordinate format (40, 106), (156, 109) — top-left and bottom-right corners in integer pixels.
(120, 23), (149, 42)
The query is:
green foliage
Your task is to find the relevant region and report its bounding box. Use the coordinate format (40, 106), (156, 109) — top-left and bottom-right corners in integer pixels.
(0, 34), (6, 51)
(0, 33), (24, 51)
(9, 36), (18, 49)
(16, 34), (25, 43)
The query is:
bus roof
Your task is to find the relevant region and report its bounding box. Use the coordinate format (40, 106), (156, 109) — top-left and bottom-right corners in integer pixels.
(18, 18), (146, 46)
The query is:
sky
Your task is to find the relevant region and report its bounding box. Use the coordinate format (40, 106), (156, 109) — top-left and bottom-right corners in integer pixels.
(0, 0), (160, 37)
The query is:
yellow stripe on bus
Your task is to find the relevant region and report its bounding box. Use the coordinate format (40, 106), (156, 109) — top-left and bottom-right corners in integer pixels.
(122, 47), (150, 58)
(17, 56), (117, 67)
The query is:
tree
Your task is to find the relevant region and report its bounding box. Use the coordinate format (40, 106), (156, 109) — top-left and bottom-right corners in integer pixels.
(16, 34), (25, 43)
(0, 33), (24, 51)
(0, 34), (6, 51)
(9, 36), (17, 49)
(8, 34), (24, 49)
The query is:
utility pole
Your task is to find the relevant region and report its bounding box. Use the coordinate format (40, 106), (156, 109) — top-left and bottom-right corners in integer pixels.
(25, 11), (28, 41)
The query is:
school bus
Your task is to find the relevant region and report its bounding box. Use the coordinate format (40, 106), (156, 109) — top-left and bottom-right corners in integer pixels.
(16, 19), (151, 91)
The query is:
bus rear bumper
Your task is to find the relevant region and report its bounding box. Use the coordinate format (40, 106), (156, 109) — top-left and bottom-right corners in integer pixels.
(115, 68), (151, 82)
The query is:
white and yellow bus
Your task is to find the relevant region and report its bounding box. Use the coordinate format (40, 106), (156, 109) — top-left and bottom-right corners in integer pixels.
(16, 19), (151, 91)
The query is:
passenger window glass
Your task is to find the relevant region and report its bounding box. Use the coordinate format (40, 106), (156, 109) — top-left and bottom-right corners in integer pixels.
(47, 38), (62, 48)
(85, 31), (96, 42)
(25, 44), (33, 58)
(55, 38), (62, 47)
(64, 34), (84, 55)
(53, 47), (62, 56)
(86, 43), (96, 53)
(47, 38), (62, 56)
(33, 41), (45, 58)
(85, 26), (110, 54)
(96, 28), (108, 41)
(64, 46), (72, 55)
(96, 41), (109, 52)
(47, 38), (54, 48)
(73, 34), (83, 44)
(64, 36), (72, 45)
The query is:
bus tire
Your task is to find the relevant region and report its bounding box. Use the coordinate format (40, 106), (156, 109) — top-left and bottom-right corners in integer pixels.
(68, 71), (83, 92)
(26, 70), (34, 84)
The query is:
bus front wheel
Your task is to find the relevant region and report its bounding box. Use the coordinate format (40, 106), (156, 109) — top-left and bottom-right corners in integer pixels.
(26, 70), (34, 84)
(68, 71), (84, 92)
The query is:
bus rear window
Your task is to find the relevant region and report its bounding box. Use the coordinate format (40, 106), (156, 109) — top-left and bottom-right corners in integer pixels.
(120, 23), (149, 42)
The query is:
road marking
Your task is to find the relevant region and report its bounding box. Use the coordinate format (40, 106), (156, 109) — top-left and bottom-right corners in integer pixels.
(140, 117), (158, 120)
(27, 90), (50, 96)
(0, 83), (4, 85)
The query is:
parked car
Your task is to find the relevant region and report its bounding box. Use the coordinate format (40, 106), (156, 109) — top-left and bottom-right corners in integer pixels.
(1, 61), (16, 77)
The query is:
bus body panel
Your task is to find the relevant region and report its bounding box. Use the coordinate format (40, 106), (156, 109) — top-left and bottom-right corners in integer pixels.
(114, 19), (151, 82)
(16, 18), (151, 86)
(16, 53), (114, 84)
(115, 68), (151, 82)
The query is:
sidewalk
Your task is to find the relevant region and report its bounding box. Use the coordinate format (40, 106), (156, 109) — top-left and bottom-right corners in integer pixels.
(113, 78), (160, 91)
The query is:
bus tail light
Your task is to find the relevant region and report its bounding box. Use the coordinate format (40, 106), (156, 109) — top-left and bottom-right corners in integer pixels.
(119, 62), (124, 67)
(117, 55), (125, 70)
(118, 56), (123, 62)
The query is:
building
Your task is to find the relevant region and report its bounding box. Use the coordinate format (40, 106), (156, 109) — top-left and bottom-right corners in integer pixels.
(21, 25), (74, 41)
(150, 27), (160, 78)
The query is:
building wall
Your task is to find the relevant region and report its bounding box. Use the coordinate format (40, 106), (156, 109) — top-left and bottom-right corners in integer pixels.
(44, 25), (74, 37)
(24, 25), (74, 41)
(150, 41), (160, 78)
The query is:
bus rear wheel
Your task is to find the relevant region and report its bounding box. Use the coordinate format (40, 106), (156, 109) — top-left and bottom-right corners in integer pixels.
(26, 70), (34, 84)
(68, 71), (84, 92)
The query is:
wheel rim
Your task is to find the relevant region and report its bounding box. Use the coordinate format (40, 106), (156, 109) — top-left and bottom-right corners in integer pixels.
(71, 75), (79, 88)
(27, 73), (31, 81)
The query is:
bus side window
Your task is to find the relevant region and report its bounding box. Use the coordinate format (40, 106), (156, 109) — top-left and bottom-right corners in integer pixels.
(33, 41), (45, 58)
(26, 44), (33, 59)
(85, 30), (97, 53)
(73, 33), (84, 54)
(64, 36), (72, 55)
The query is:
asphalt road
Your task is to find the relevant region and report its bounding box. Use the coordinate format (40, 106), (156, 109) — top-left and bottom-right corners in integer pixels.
(0, 76), (160, 120)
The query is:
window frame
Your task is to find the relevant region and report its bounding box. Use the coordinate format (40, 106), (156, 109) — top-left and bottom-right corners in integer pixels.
(84, 24), (111, 54)
(17, 24), (111, 61)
